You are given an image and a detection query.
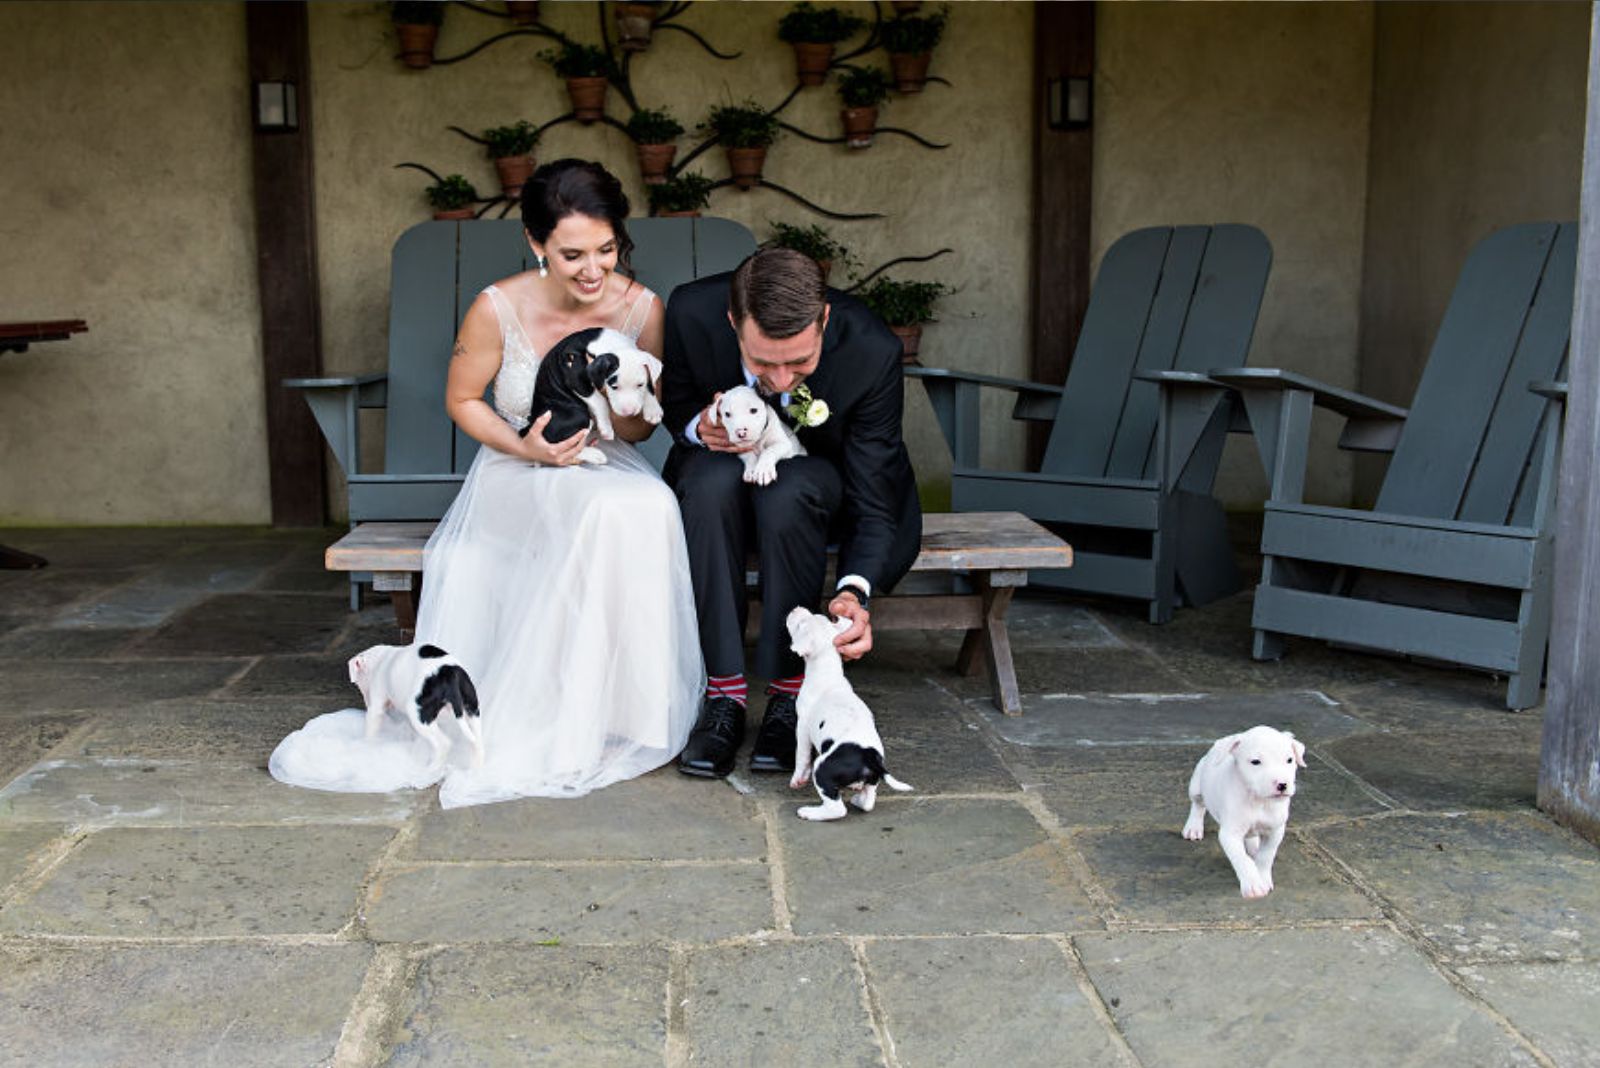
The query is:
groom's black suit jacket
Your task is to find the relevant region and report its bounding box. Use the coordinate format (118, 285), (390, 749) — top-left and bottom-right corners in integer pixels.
(662, 272), (922, 594)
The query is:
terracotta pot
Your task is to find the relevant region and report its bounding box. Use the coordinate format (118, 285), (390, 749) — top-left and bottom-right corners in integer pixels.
(725, 146), (766, 190)
(635, 142), (677, 185)
(505, 0), (540, 23)
(565, 76), (608, 123)
(888, 323), (922, 364)
(614, 2), (656, 51)
(888, 51), (932, 93)
(432, 207), (475, 221)
(840, 105), (878, 149)
(655, 209), (701, 218)
(493, 154), (536, 199)
(792, 41), (834, 87)
(816, 258), (833, 283)
(395, 23), (439, 70)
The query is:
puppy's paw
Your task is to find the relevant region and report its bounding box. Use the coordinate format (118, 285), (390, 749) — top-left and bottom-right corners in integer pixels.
(789, 772), (811, 789)
(578, 447), (608, 465)
(598, 427), (615, 441)
(741, 466), (759, 484)
(1182, 818), (1205, 841)
(1238, 875), (1272, 900)
(753, 463), (777, 486)
(797, 803), (846, 821)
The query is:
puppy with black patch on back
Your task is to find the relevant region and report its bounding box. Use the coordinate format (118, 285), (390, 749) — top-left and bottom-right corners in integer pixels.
(522, 326), (664, 465)
(785, 606), (912, 820)
(348, 643), (484, 771)
(1182, 724), (1306, 899)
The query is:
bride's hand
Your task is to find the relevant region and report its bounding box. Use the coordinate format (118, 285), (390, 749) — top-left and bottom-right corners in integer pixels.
(518, 412), (589, 465)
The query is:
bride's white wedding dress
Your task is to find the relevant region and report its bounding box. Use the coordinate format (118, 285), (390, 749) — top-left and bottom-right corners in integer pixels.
(270, 282), (704, 808)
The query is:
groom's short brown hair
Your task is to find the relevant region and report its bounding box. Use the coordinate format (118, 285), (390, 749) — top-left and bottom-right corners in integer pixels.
(728, 249), (826, 339)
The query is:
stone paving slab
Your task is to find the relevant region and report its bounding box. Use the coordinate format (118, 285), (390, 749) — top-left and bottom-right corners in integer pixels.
(0, 825), (392, 936)
(945, 649), (1194, 703)
(387, 945), (668, 1066)
(0, 823), (67, 897)
(412, 771), (765, 862)
(0, 943), (370, 1068)
(1335, 679), (1542, 729)
(1076, 927), (1538, 1066)
(780, 798), (1101, 936)
(0, 658), (245, 715)
(1311, 813), (1600, 962)
(864, 936), (1124, 1067)
(225, 653), (361, 701)
(1322, 730), (1541, 811)
(1457, 961), (1600, 1067)
(683, 941), (881, 1068)
(65, 698), (336, 762)
(0, 759), (417, 826)
(1073, 827), (1380, 924)
(979, 690), (1367, 747)
(0, 714), (85, 788)
(365, 863), (773, 944)
(0, 624), (144, 659)
(135, 593), (347, 657)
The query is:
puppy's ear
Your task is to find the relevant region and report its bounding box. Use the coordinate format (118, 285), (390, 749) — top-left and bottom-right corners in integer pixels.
(708, 398), (723, 427)
(643, 352), (664, 391)
(1291, 738), (1307, 767)
(586, 352), (621, 391)
(347, 653), (365, 684)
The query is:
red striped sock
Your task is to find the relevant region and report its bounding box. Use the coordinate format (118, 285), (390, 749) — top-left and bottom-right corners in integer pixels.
(768, 674), (805, 697)
(707, 674), (748, 707)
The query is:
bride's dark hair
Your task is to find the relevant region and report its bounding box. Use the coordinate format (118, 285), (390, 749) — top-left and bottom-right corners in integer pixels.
(521, 159), (635, 274)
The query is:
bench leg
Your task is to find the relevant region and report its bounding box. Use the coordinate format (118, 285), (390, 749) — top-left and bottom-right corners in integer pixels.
(955, 573), (1023, 716)
(374, 571), (421, 643)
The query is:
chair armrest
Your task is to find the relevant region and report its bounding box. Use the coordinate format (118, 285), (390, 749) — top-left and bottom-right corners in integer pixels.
(905, 365), (1063, 399)
(1209, 366), (1407, 454)
(282, 372), (390, 476)
(1133, 369), (1221, 388)
(906, 366), (1063, 466)
(1529, 380), (1567, 402)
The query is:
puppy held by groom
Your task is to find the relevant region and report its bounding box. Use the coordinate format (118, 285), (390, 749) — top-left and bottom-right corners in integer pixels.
(662, 248), (922, 778)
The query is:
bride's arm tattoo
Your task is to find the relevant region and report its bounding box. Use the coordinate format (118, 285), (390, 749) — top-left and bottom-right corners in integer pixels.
(452, 340), (467, 359)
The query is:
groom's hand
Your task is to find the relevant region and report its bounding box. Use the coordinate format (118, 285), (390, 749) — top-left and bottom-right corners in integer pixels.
(697, 392), (755, 453)
(828, 592), (873, 660)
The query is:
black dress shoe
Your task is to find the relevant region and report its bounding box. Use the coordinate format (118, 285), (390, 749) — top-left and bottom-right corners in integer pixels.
(749, 691), (799, 773)
(678, 695), (746, 778)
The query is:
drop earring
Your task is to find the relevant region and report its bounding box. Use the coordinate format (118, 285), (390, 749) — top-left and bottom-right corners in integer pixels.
(536, 255), (549, 278)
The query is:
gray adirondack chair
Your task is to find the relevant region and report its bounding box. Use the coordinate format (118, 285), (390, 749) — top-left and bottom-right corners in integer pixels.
(1211, 221), (1577, 709)
(911, 224), (1272, 622)
(286, 216), (756, 598)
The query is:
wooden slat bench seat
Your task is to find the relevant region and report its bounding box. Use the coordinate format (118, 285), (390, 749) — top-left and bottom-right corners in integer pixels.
(326, 511), (1073, 715)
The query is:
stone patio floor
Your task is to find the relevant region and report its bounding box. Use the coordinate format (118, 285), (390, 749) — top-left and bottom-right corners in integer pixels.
(0, 525), (1597, 1067)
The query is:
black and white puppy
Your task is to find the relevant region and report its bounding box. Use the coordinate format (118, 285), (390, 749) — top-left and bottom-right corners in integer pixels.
(785, 607), (912, 821)
(348, 643), (484, 770)
(521, 326), (664, 465)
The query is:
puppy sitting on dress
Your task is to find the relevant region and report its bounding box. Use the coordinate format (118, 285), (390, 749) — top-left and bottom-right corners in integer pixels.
(349, 643), (484, 770)
(521, 326), (664, 465)
(711, 384), (805, 486)
(785, 607), (912, 821)
(1182, 724), (1306, 899)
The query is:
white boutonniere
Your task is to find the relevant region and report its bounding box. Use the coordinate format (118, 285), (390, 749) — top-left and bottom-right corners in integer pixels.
(785, 383), (830, 428)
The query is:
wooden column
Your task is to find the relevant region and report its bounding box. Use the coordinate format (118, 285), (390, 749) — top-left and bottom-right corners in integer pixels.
(248, 2), (326, 526)
(1029, 2), (1094, 465)
(1538, 2), (1600, 843)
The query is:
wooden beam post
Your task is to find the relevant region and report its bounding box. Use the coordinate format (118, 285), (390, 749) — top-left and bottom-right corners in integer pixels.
(1029, 2), (1094, 467)
(247, 2), (326, 526)
(1538, 1), (1600, 843)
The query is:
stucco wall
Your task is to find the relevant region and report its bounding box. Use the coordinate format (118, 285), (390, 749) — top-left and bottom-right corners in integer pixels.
(311, 0), (1035, 517)
(0, 2), (267, 525)
(1357, 0), (1588, 503)
(1094, 1), (1376, 508)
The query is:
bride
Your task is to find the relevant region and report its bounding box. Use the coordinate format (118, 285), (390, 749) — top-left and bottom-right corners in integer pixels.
(271, 159), (703, 808)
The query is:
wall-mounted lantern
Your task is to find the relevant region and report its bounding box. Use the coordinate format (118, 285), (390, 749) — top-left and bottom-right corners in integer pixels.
(1047, 76), (1091, 130)
(254, 80), (299, 133)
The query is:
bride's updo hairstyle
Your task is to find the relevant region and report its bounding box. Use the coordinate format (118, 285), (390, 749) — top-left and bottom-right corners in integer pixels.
(521, 159), (635, 273)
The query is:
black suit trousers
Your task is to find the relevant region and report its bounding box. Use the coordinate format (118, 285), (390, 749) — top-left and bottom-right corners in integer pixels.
(669, 448), (842, 679)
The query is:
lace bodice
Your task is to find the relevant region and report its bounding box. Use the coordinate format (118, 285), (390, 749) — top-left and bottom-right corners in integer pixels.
(482, 283), (656, 430)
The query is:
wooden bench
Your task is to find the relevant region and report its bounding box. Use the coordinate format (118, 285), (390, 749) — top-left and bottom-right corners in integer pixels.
(326, 511), (1073, 715)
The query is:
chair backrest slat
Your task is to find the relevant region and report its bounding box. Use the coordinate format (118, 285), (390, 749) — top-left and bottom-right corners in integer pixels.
(1376, 223), (1574, 522)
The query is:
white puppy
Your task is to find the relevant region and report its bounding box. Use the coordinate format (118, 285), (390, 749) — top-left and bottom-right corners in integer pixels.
(785, 607), (912, 821)
(711, 384), (806, 486)
(1182, 724), (1306, 899)
(587, 328), (664, 429)
(348, 643), (485, 771)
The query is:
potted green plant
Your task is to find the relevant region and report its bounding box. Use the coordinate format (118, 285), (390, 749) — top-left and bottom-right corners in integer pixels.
(540, 43), (617, 123)
(482, 120), (540, 199)
(648, 172), (715, 217)
(835, 66), (890, 148)
(703, 102), (781, 190)
(879, 7), (948, 93)
(777, 3), (865, 87)
(426, 174), (479, 221)
(767, 222), (852, 283)
(391, 1), (445, 70)
(625, 107), (685, 185)
(857, 276), (949, 363)
(614, 0), (662, 52)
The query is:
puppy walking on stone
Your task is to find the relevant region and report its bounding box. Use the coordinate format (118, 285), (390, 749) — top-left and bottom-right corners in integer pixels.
(1183, 725), (1306, 899)
(710, 384), (805, 486)
(785, 607), (912, 820)
(349, 643), (485, 771)
(522, 326), (664, 465)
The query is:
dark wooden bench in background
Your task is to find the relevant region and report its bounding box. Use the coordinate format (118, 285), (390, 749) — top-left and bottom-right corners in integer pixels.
(326, 511), (1072, 715)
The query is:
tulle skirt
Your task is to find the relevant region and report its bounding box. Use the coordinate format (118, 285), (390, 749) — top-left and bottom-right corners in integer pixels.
(270, 439), (704, 808)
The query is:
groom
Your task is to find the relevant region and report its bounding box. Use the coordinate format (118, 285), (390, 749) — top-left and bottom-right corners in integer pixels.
(662, 248), (922, 778)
